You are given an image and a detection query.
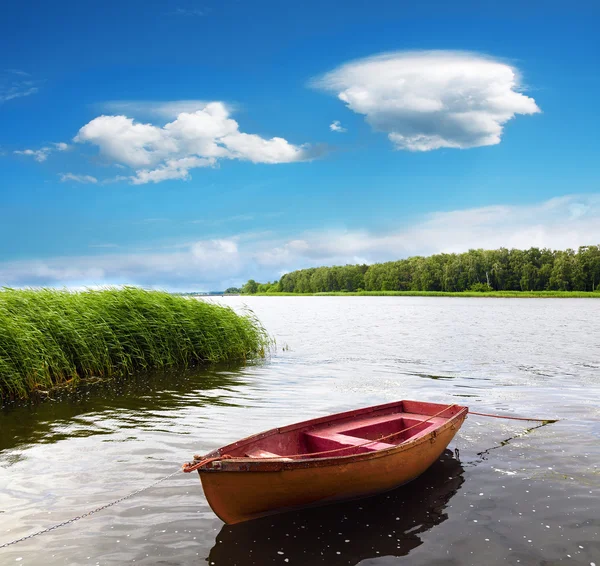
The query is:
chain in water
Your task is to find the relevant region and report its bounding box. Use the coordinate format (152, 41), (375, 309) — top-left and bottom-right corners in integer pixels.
(0, 469), (181, 550)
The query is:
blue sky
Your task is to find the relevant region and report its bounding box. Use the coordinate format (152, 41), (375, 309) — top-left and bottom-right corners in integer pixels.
(1, 0), (599, 290)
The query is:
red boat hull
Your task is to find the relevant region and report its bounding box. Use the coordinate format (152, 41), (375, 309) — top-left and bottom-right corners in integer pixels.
(192, 400), (468, 524)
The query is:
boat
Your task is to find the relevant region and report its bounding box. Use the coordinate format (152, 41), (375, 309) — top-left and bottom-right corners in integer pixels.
(183, 399), (468, 524)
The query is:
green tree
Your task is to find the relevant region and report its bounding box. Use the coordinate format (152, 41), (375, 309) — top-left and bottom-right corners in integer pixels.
(578, 245), (600, 291)
(549, 251), (575, 290)
(242, 245), (600, 295)
(242, 279), (258, 294)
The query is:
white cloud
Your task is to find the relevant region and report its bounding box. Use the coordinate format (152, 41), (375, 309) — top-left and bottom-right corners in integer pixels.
(1, 194), (599, 291)
(0, 69), (40, 103)
(254, 195), (600, 268)
(329, 120), (347, 133)
(75, 115), (178, 168)
(314, 50), (540, 151)
(14, 142), (69, 162)
(102, 174), (134, 184)
(60, 173), (98, 184)
(0, 237), (245, 291)
(130, 156), (216, 184)
(1, 87), (39, 102)
(74, 101), (309, 184)
(14, 148), (50, 162)
(221, 132), (306, 164)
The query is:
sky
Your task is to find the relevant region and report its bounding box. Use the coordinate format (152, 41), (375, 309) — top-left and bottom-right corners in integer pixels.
(1, 0), (599, 291)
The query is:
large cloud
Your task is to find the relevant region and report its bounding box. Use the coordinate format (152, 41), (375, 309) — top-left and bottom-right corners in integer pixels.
(74, 102), (309, 184)
(314, 50), (540, 151)
(1, 195), (598, 292)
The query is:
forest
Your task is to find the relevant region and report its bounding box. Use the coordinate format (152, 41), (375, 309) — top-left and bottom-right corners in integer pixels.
(241, 246), (600, 294)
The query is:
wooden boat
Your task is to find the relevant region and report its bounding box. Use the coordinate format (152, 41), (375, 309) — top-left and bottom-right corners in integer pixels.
(183, 400), (468, 524)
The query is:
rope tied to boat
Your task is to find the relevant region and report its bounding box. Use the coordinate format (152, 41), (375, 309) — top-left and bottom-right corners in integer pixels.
(469, 411), (558, 424)
(182, 407), (560, 472)
(183, 403), (462, 472)
(182, 455), (235, 473)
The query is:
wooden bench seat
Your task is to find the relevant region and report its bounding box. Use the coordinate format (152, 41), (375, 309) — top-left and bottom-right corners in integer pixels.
(303, 430), (396, 454)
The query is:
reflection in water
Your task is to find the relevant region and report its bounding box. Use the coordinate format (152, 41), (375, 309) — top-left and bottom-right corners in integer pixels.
(208, 450), (464, 566)
(0, 363), (251, 454)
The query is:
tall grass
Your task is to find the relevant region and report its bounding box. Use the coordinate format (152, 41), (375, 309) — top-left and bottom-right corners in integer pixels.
(0, 287), (270, 399)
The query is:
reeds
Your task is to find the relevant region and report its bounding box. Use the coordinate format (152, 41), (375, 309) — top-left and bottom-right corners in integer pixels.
(0, 287), (270, 399)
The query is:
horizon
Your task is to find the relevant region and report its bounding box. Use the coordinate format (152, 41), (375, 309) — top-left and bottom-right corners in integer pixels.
(1, 1), (599, 292)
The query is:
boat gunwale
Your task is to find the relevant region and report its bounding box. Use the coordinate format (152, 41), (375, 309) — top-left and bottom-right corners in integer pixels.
(197, 400), (468, 473)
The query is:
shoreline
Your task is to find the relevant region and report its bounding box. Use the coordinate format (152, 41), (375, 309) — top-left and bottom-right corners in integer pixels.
(240, 291), (600, 298)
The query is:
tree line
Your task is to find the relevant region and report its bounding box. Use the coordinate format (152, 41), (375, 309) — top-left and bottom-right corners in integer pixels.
(241, 246), (600, 294)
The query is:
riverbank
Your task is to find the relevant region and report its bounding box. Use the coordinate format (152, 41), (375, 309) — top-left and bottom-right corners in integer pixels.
(0, 288), (270, 399)
(247, 290), (600, 298)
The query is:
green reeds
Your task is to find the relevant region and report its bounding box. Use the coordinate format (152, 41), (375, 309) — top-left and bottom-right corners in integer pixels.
(0, 287), (270, 399)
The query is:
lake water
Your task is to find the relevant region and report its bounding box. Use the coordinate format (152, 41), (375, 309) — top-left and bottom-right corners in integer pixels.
(1, 297), (599, 565)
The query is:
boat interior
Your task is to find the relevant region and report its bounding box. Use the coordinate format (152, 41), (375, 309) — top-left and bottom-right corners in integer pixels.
(227, 401), (460, 460)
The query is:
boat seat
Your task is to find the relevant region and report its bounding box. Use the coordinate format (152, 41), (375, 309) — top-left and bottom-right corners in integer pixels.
(303, 430), (395, 454)
(245, 448), (292, 460)
(303, 412), (446, 455)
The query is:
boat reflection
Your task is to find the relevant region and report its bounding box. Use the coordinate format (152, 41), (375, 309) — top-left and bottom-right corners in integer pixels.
(207, 449), (464, 565)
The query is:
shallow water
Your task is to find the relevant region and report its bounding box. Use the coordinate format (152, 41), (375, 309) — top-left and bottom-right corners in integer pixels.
(0, 296), (599, 565)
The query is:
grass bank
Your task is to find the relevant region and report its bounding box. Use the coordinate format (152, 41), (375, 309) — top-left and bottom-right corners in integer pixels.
(0, 287), (270, 399)
(248, 291), (600, 298)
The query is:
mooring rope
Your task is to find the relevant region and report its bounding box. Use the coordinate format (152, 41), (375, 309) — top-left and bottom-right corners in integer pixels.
(0, 469), (181, 550)
(469, 411), (558, 423)
(183, 407), (559, 472)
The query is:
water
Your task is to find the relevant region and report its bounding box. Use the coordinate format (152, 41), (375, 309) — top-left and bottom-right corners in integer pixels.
(0, 297), (598, 565)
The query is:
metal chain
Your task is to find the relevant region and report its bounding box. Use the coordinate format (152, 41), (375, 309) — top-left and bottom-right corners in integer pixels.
(0, 469), (181, 550)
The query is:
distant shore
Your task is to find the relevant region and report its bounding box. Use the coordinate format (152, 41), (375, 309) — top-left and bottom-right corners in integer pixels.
(242, 291), (600, 298)
(238, 246), (600, 296)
